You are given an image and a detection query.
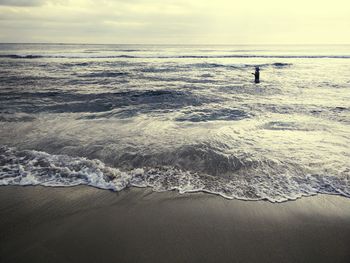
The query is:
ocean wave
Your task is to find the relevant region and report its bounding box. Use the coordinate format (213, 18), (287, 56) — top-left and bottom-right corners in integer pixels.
(1, 146), (349, 202)
(188, 62), (240, 69)
(0, 113), (36, 122)
(0, 90), (212, 114)
(158, 55), (350, 59)
(61, 62), (91, 67)
(175, 108), (250, 122)
(271, 62), (292, 67)
(79, 71), (129, 78)
(138, 67), (179, 73)
(188, 62), (292, 69)
(0, 54), (44, 59)
(262, 121), (321, 131)
(1, 54), (349, 59)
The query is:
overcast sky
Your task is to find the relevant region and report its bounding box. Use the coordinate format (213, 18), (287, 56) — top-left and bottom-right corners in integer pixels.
(0, 0), (349, 44)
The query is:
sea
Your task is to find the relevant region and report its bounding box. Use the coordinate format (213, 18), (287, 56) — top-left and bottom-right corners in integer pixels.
(0, 44), (349, 202)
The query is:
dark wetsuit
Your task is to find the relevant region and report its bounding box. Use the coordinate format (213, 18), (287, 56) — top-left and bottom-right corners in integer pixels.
(254, 70), (260, 83)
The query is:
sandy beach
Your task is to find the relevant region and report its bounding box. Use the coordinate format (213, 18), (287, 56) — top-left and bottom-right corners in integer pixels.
(1, 186), (350, 263)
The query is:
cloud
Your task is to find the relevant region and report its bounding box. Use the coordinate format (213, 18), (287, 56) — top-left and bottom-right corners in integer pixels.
(0, 0), (349, 44)
(0, 0), (45, 6)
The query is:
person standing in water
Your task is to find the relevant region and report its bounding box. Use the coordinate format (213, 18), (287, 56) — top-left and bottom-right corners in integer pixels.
(252, 66), (260, 83)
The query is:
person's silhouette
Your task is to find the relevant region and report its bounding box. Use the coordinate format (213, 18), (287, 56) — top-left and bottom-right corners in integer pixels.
(252, 67), (260, 83)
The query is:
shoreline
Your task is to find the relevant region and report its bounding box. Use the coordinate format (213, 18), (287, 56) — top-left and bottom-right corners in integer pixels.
(1, 185), (350, 263)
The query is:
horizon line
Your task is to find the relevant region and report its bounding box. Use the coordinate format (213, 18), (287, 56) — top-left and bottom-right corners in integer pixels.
(0, 42), (350, 46)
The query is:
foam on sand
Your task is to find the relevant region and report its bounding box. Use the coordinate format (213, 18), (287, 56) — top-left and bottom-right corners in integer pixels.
(1, 146), (349, 203)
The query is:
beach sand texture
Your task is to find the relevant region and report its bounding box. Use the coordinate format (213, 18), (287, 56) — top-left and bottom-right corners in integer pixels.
(1, 186), (350, 263)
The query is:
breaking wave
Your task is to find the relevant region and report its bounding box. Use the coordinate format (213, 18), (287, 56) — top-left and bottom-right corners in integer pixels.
(1, 54), (349, 59)
(1, 146), (349, 203)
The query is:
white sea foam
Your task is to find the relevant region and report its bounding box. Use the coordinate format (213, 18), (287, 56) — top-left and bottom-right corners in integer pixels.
(1, 146), (349, 202)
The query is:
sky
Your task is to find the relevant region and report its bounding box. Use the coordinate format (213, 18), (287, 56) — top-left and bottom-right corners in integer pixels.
(0, 0), (349, 44)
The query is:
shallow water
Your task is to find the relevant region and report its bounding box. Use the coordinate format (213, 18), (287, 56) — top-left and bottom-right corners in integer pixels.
(0, 44), (349, 202)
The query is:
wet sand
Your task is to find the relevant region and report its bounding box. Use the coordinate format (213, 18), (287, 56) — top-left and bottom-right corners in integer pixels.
(1, 186), (350, 263)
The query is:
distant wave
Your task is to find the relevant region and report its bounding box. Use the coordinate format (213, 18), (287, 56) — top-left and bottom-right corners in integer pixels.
(188, 62), (292, 69)
(1, 54), (349, 59)
(271, 62), (292, 67)
(164, 55), (350, 59)
(176, 108), (250, 122)
(0, 90), (212, 115)
(1, 146), (349, 202)
(0, 54), (44, 59)
(0, 54), (135, 59)
(79, 71), (129, 78)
